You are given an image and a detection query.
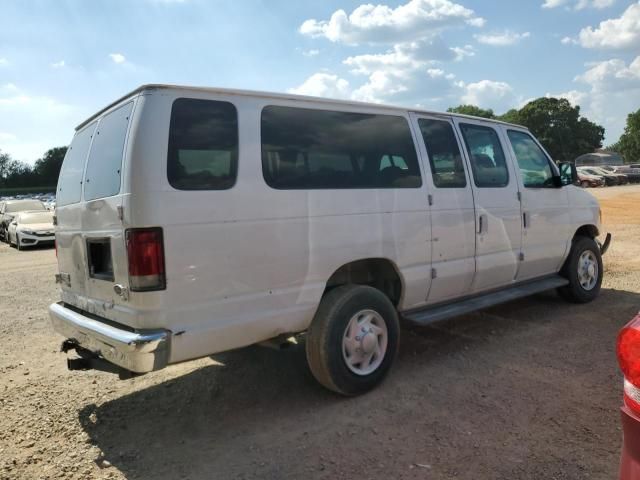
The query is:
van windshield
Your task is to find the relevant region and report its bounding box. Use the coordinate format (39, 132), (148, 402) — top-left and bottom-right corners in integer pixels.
(19, 211), (53, 224)
(6, 201), (45, 213)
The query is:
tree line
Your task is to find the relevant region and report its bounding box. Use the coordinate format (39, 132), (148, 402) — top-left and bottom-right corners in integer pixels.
(0, 98), (638, 192)
(0, 147), (67, 191)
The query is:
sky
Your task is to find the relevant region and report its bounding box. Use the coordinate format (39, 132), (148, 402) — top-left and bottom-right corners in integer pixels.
(0, 0), (639, 164)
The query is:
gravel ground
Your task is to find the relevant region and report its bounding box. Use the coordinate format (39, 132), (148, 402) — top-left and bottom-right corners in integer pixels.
(1, 185), (639, 480)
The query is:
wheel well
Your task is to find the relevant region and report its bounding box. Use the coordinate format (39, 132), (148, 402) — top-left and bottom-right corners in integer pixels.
(324, 258), (403, 306)
(574, 224), (599, 240)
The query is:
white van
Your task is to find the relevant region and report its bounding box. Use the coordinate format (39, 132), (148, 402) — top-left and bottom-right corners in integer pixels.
(50, 84), (611, 395)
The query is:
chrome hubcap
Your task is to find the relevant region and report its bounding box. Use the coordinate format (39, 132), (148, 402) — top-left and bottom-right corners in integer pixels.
(578, 250), (598, 291)
(342, 309), (388, 376)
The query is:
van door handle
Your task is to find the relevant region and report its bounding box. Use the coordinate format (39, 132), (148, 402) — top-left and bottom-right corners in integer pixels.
(523, 211), (529, 229)
(478, 214), (487, 234)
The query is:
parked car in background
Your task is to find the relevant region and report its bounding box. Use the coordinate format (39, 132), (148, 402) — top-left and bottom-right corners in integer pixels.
(577, 169), (606, 188)
(617, 312), (640, 479)
(579, 167), (620, 186)
(609, 166), (640, 184)
(599, 166), (630, 185)
(7, 210), (55, 250)
(0, 199), (47, 243)
(49, 84), (609, 395)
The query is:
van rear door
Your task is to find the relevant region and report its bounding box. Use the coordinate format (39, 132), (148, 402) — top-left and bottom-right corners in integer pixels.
(55, 100), (135, 320)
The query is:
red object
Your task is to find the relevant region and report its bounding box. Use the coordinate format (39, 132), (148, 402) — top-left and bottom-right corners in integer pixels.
(126, 228), (166, 291)
(618, 313), (640, 479)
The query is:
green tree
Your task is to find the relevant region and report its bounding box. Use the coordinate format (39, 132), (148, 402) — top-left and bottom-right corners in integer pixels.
(498, 109), (521, 124)
(33, 146), (67, 185)
(0, 150), (12, 186)
(611, 109), (640, 164)
(509, 97), (604, 162)
(447, 105), (496, 119)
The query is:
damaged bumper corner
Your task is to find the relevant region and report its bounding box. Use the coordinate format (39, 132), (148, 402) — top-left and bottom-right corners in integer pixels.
(49, 302), (171, 375)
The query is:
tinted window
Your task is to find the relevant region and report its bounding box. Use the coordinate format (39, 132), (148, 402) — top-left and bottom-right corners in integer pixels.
(168, 98), (238, 190)
(459, 123), (509, 188)
(84, 102), (133, 201)
(507, 130), (555, 188)
(57, 123), (96, 206)
(418, 119), (466, 188)
(261, 106), (421, 189)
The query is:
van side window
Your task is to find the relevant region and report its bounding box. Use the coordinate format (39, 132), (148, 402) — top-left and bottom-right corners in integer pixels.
(459, 123), (509, 188)
(84, 102), (133, 201)
(507, 130), (555, 188)
(261, 106), (421, 189)
(57, 122), (97, 206)
(418, 119), (466, 188)
(168, 98), (238, 190)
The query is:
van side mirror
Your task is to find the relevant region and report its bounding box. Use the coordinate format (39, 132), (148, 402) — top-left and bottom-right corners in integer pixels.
(558, 162), (577, 187)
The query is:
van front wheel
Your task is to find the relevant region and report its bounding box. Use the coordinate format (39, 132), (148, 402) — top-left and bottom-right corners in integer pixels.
(305, 285), (399, 396)
(558, 236), (603, 303)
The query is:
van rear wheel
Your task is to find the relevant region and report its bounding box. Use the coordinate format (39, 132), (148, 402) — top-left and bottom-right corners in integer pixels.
(558, 236), (603, 303)
(305, 285), (399, 396)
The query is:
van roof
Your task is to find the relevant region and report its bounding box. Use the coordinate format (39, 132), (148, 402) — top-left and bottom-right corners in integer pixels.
(76, 83), (528, 131)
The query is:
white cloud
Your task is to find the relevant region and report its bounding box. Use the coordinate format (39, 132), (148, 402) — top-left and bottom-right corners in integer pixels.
(109, 53), (126, 64)
(542, 0), (615, 9)
(0, 58), (8, 67)
(461, 80), (517, 111)
(564, 56), (640, 142)
(288, 73), (351, 99)
(575, 56), (640, 90)
(302, 49), (320, 57)
(51, 60), (65, 68)
(0, 84), (77, 163)
(0, 132), (17, 142)
(342, 40), (462, 103)
(545, 89), (589, 106)
(299, 0), (484, 45)
(576, 2), (640, 49)
(451, 44), (475, 61)
(475, 31), (531, 46)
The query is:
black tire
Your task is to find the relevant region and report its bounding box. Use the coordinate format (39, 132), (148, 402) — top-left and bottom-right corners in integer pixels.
(305, 285), (399, 396)
(558, 236), (603, 303)
(16, 234), (22, 251)
(580, 181), (589, 188)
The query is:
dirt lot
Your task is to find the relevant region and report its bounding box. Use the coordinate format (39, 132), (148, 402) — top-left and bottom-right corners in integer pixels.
(1, 186), (639, 480)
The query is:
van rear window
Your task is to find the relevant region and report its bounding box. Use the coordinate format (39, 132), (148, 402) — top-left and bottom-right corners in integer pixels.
(261, 106), (421, 189)
(84, 102), (133, 201)
(57, 123), (96, 206)
(167, 98), (238, 190)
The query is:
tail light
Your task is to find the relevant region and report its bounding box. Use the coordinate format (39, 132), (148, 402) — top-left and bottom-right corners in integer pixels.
(126, 227), (166, 291)
(617, 314), (640, 414)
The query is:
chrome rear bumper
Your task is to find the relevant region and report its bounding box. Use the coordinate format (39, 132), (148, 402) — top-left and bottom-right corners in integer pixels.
(49, 302), (170, 373)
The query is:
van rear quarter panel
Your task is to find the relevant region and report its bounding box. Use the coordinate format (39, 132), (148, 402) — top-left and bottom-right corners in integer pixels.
(129, 89), (432, 363)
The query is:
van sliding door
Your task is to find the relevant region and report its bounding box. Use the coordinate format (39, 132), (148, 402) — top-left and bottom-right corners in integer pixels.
(454, 118), (523, 293)
(410, 113), (476, 304)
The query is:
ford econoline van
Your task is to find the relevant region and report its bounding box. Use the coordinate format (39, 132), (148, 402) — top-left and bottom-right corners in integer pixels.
(50, 84), (611, 395)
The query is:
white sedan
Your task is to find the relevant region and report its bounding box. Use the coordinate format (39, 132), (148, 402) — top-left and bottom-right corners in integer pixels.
(8, 210), (55, 250)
